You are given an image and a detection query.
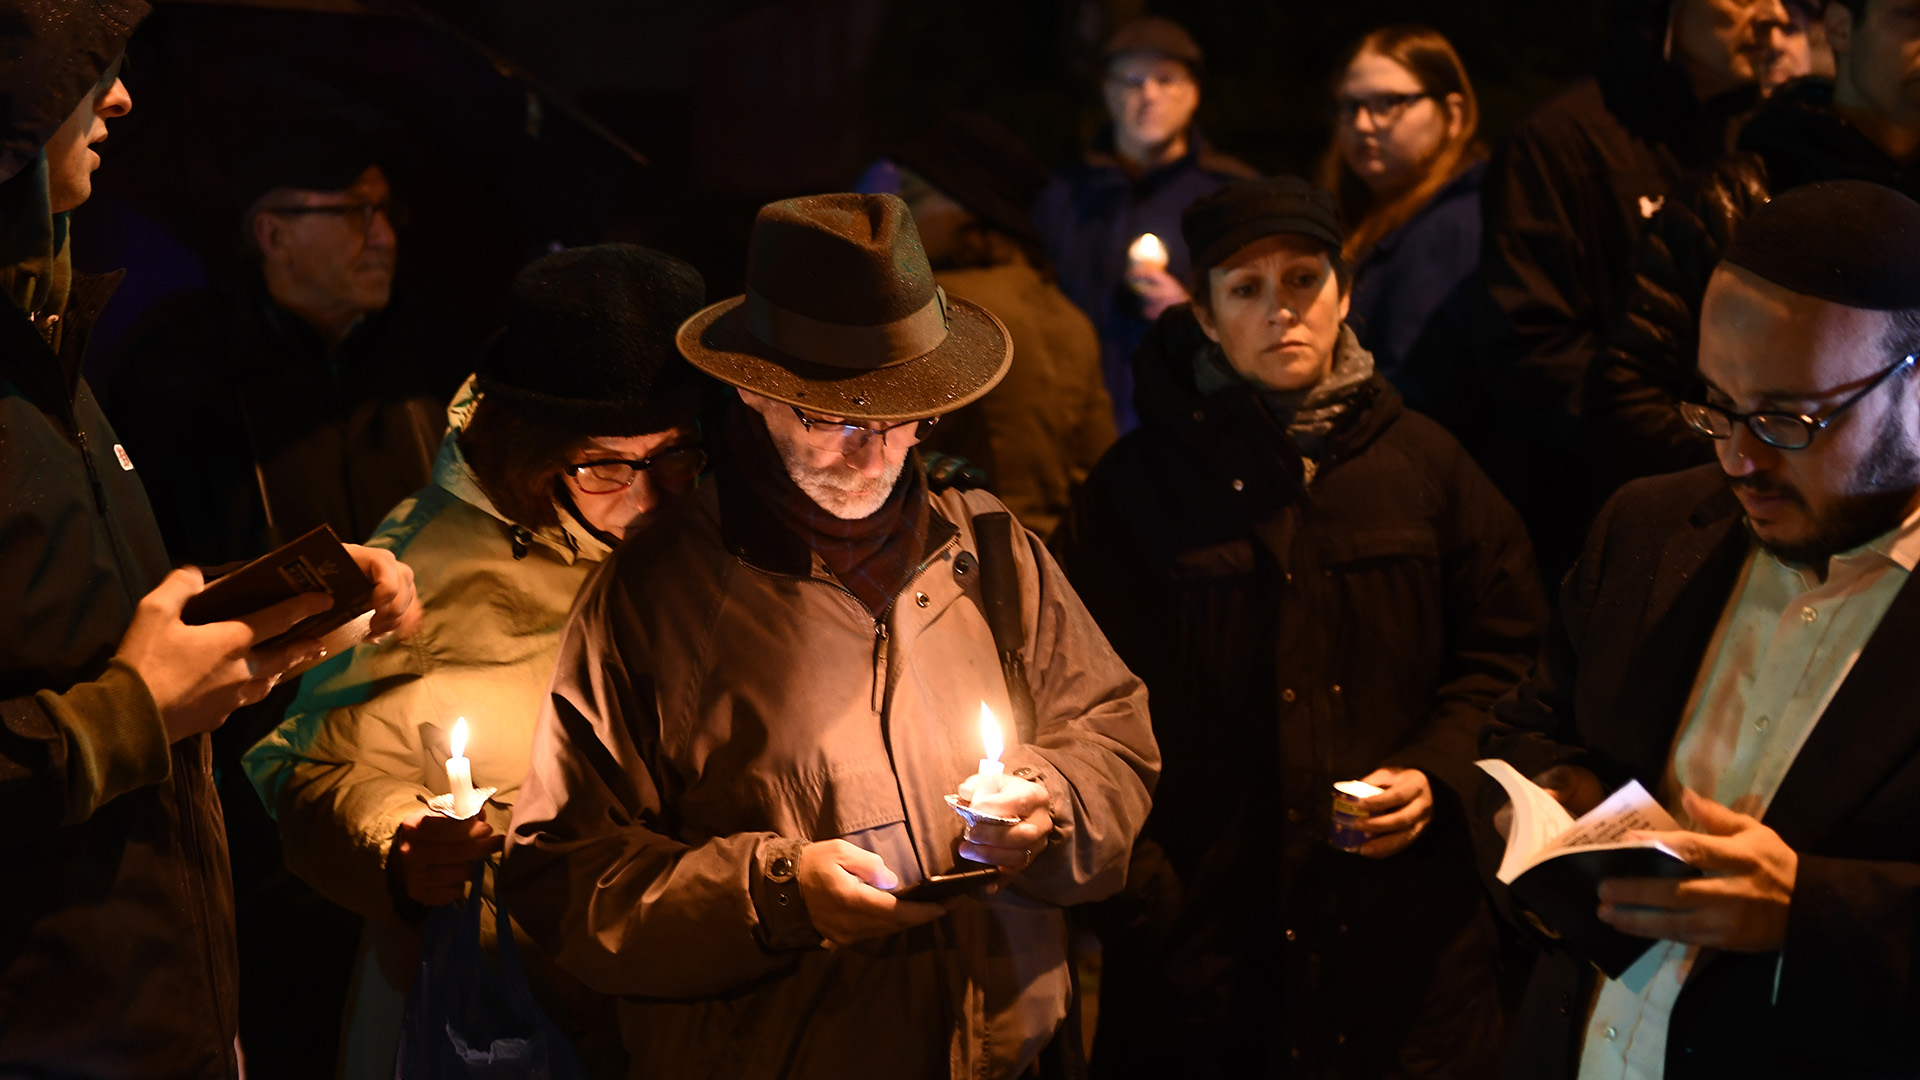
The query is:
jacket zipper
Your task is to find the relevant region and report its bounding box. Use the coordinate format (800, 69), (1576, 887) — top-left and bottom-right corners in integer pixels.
(171, 743), (236, 1074)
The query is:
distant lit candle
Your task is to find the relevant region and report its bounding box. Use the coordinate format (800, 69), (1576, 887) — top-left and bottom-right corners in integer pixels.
(1127, 232), (1169, 275)
(447, 717), (478, 818)
(977, 702), (1004, 777)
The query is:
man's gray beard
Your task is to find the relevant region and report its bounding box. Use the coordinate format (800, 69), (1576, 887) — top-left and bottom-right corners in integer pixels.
(1747, 408), (1920, 566)
(770, 430), (905, 520)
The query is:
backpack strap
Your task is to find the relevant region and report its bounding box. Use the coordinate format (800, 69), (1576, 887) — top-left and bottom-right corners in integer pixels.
(972, 510), (1038, 746)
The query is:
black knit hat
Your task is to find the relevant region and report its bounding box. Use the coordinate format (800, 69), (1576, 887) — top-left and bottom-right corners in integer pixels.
(891, 110), (1051, 247)
(476, 244), (707, 435)
(1103, 16), (1205, 74)
(1181, 177), (1346, 276)
(1722, 180), (1920, 310)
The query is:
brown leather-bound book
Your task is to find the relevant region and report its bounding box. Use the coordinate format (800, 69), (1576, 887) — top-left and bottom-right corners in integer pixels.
(181, 524), (375, 648)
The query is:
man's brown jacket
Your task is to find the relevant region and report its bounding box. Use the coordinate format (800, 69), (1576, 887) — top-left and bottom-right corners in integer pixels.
(503, 471), (1158, 1079)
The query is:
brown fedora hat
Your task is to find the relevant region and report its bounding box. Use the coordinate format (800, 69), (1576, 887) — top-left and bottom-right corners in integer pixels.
(676, 192), (1012, 422)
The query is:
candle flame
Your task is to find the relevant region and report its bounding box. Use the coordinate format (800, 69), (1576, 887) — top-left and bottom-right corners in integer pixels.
(450, 717), (468, 760)
(979, 702), (1003, 763)
(1127, 232), (1168, 265)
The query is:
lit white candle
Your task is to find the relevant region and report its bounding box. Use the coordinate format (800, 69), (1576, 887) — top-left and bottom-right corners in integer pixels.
(1127, 232), (1169, 275)
(977, 702), (1004, 777)
(447, 717), (477, 818)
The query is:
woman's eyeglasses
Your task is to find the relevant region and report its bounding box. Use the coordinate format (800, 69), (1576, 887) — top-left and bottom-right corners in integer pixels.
(789, 405), (938, 457)
(1678, 355), (1916, 451)
(1332, 91), (1433, 127)
(563, 446), (708, 495)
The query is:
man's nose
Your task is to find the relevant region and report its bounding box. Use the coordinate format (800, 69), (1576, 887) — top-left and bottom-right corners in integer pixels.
(847, 435), (888, 478)
(1719, 423), (1772, 476)
(623, 473), (661, 514)
(365, 210), (398, 251)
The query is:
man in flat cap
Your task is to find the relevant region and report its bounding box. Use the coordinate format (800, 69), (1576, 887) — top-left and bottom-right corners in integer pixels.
(1484, 179), (1920, 1077)
(503, 192), (1157, 1079)
(1034, 16), (1257, 434)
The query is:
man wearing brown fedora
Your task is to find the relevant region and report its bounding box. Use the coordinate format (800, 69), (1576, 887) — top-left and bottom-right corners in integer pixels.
(502, 193), (1158, 1078)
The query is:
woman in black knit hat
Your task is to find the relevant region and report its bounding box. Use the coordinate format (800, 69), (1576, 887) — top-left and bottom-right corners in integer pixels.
(243, 243), (710, 1079)
(1062, 177), (1547, 1078)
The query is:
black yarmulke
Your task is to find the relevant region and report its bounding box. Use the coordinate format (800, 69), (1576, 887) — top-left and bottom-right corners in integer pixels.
(1722, 180), (1920, 310)
(1181, 177), (1345, 276)
(476, 244), (707, 435)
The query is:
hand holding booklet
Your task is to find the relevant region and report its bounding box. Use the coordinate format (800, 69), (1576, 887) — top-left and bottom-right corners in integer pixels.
(1478, 758), (1701, 978)
(180, 524), (377, 658)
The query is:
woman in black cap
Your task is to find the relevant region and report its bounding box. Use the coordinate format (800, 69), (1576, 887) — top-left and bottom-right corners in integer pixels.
(1062, 177), (1547, 1078)
(242, 244), (710, 1078)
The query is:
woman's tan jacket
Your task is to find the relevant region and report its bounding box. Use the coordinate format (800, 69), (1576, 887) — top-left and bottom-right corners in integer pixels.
(502, 471), (1159, 1080)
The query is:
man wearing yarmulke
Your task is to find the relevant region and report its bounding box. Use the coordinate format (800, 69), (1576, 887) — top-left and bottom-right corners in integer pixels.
(1485, 179), (1920, 1078)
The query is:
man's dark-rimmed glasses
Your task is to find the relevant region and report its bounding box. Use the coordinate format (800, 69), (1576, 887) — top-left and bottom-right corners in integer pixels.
(1678, 354), (1917, 451)
(262, 200), (410, 234)
(789, 405), (939, 457)
(563, 446), (707, 495)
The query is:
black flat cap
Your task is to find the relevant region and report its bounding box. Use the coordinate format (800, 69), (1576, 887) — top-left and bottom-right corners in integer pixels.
(1723, 180), (1920, 310)
(1103, 17), (1204, 71)
(1181, 177), (1345, 274)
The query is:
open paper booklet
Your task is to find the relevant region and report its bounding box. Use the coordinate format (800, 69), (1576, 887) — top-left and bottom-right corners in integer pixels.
(1477, 758), (1702, 978)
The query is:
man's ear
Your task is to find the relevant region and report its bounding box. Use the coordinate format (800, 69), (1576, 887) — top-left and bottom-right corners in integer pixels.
(1826, 0), (1854, 61)
(737, 387), (767, 410)
(251, 211), (280, 260)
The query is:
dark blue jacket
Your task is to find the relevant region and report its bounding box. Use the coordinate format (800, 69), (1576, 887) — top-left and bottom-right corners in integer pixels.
(1349, 161), (1488, 439)
(1033, 128), (1256, 433)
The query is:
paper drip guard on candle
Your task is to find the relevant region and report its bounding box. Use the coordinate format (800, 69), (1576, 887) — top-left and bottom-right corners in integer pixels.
(1330, 779), (1385, 852)
(948, 703), (1022, 827)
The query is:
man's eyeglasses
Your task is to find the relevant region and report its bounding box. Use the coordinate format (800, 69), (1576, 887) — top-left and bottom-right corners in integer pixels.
(563, 446), (707, 495)
(262, 200), (410, 234)
(789, 405), (938, 457)
(1332, 91), (1434, 127)
(1678, 354), (1917, 451)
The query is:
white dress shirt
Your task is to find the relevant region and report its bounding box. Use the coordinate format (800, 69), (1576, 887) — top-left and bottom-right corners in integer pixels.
(1577, 506), (1920, 1080)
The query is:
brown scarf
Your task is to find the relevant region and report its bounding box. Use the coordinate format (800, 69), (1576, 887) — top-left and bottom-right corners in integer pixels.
(726, 397), (929, 618)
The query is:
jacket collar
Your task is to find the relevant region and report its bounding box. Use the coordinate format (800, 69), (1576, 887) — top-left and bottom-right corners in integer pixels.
(0, 266), (122, 423)
(432, 377), (608, 565)
(1083, 125), (1231, 191)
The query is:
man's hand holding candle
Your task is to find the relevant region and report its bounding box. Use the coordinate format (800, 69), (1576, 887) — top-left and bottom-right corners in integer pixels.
(955, 771), (1053, 872)
(1124, 232), (1189, 321)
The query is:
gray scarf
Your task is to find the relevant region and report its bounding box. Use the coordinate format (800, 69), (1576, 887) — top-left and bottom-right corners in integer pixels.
(1194, 323), (1376, 485)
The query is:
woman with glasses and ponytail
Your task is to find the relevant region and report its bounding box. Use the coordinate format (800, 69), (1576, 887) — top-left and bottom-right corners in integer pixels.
(242, 244), (710, 1079)
(1317, 25), (1489, 439)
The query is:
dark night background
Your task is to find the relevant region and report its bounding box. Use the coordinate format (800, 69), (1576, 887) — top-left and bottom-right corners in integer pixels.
(74, 0), (1615, 386)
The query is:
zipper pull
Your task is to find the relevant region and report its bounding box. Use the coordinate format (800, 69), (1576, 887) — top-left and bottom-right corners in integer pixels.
(75, 431), (108, 513)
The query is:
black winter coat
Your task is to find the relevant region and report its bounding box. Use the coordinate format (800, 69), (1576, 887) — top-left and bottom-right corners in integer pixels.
(1061, 307), (1548, 1079)
(1476, 15), (1751, 583)
(1483, 465), (1920, 1078)
(1590, 78), (1920, 487)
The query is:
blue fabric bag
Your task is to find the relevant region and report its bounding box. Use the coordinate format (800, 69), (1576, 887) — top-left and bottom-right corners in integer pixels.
(394, 859), (588, 1079)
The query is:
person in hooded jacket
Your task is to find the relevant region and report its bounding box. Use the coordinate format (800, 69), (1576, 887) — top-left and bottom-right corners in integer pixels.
(1062, 177), (1547, 1078)
(0, 3), (416, 1075)
(244, 245), (709, 1079)
(1478, 0), (1789, 584)
(1591, 0), (1920, 488)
